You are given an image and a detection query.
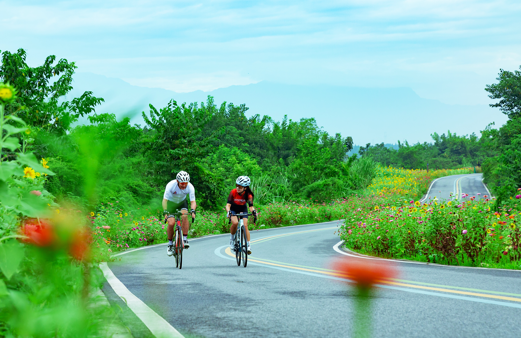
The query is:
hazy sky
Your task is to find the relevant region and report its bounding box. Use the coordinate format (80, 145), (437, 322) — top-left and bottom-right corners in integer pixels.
(2, 0), (521, 105)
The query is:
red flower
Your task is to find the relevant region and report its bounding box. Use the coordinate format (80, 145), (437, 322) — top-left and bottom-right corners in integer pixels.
(69, 228), (92, 261)
(20, 219), (55, 247)
(331, 257), (398, 289)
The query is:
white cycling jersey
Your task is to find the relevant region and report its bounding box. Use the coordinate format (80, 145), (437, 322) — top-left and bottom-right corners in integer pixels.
(163, 180), (196, 203)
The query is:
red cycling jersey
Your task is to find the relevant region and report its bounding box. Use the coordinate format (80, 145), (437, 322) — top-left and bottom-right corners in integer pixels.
(227, 188), (253, 207)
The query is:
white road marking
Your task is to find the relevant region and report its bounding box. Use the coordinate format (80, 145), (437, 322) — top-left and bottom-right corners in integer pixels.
(333, 240), (521, 272)
(99, 262), (184, 338)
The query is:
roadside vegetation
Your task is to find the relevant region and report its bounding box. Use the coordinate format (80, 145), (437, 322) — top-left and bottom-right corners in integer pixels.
(1, 49), (520, 334)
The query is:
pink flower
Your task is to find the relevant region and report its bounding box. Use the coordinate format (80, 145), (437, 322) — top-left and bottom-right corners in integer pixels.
(377, 236), (381, 240)
(462, 230), (467, 234)
(102, 226), (110, 229)
(515, 195), (521, 199)
(30, 190), (42, 196)
(348, 230), (352, 235)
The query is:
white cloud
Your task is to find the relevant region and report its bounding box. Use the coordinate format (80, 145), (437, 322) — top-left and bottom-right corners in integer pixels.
(1, 0), (520, 104)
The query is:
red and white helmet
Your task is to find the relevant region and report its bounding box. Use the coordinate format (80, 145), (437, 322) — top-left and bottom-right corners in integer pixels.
(176, 171), (190, 183)
(236, 176), (251, 187)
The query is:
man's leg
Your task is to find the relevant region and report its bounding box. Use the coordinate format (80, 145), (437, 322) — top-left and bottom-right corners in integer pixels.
(166, 216), (176, 256)
(181, 209), (190, 248)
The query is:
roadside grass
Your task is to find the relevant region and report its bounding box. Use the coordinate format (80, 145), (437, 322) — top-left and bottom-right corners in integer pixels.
(341, 167), (521, 270)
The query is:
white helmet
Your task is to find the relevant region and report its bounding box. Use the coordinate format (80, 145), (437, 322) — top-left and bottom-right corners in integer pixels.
(176, 171), (190, 183)
(236, 176), (251, 187)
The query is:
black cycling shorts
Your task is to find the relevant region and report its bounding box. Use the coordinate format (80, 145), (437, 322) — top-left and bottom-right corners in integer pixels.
(230, 205), (248, 219)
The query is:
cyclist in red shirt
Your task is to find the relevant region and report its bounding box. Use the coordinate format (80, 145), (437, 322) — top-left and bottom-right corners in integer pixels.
(226, 176), (257, 254)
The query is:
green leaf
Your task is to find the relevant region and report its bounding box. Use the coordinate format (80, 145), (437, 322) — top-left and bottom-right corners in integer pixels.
(2, 137), (20, 151)
(0, 240), (25, 280)
(3, 124), (28, 136)
(0, 181), (19, 208)
(18, 192), (48, 217)
(0, 279), (7, 296)
(0, 161), (23, 181)
(16, 152), (54, 176)
(4, 115), (27, 126)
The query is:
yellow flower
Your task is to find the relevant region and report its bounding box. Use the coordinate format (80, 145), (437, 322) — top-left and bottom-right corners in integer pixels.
(414, 201), (420, 207)
(119, 214), (122, 218)
(56, 209), (60, 214)
(23, 167), (36, 179)
(25, 129), (31, 135)
(142, 217), (144, 220)
(486, 229), (491, 234)
(41, 158), (49, 169)
(90, 212), (95, 216)
(447, 201), (452, 206)
(125, 213), (128, 217)
(511, 224), (516, 230)
(35, 172), (41, 177)
(0, 83), (17, 103)
(412, 208), (417, 212)
(374, 206), (379, 210)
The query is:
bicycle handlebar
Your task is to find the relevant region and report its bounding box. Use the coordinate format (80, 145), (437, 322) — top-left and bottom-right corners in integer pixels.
(227, 212), (257, 224)
(164, 210), (195, 224)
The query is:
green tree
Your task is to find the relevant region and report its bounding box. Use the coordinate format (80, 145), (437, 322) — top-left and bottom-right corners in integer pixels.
(142, 97), (222, 209)
(0, 48), (104, 135)
(485, 66), (521, 119)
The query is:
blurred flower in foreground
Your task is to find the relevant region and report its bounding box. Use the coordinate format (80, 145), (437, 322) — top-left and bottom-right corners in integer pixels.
(20, 219), (55, 247)
(331, 256), (397, 290)
(69, 229), (92, 261)
(331, 256), (398, 338)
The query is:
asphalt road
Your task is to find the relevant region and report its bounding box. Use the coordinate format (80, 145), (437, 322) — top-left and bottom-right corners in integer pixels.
(106, 219), (521, 338)
(422, 173), (490, 202)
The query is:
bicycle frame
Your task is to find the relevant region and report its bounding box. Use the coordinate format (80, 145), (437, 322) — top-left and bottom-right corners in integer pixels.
(165, 210), (187, 269)
(230, 212), (253, 267)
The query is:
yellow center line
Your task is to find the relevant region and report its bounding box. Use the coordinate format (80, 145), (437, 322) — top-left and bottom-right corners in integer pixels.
(228, 226), (521, 304)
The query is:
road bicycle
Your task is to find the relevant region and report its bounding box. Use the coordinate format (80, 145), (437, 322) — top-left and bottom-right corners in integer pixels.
(165, 210), (193, 269)
(229, 212), (256, 268)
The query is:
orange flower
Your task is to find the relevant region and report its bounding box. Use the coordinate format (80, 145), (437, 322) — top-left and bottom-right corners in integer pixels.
(69, 229), (92, 261)
(20, 219), (55, 247)
(331, 257), (398, 289)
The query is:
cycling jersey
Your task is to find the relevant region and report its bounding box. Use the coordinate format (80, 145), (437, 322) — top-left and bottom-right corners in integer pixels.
(227, 188), (253, 207)
(164, 180), (196, 203)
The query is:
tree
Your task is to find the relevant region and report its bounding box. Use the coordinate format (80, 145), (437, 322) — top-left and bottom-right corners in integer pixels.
(0, 48), (104, 135)
(142, 97), (222, 209)
(485, 66), (521, 119)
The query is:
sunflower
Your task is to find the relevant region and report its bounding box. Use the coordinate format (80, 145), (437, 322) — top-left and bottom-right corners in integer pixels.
(0, 83), (17, 103)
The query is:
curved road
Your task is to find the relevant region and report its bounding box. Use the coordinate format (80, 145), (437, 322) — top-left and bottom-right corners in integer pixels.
(421, 173), (491, 202)
(105, 220), (521, 337)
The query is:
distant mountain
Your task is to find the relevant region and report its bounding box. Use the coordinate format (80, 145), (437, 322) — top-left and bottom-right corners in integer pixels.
(67, 72), (507, 145)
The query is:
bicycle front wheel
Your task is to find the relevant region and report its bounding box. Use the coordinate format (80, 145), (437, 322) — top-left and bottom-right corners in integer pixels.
(241, 225), (247, 268)
(235, 231), (241, 266)
(175, 226), (183, 269)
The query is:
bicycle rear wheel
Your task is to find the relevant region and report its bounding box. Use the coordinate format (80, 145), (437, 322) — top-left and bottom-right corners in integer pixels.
(241, 225), (247, 268)
(235, 231), (241, 266)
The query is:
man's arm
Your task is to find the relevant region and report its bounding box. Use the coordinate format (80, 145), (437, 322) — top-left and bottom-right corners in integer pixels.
(162, 198), (169, 212)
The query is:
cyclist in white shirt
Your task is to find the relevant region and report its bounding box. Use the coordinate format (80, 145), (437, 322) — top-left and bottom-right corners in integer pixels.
(163, 171), (196, 256)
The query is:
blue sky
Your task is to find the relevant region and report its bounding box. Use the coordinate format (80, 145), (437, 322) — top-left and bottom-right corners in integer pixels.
(2, 0), (521, 106)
